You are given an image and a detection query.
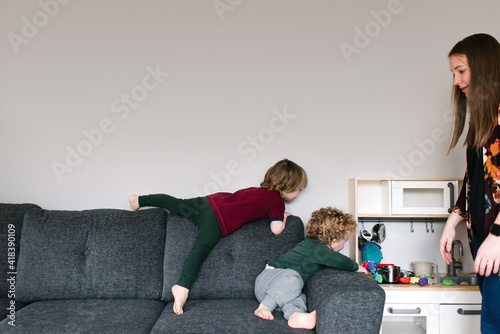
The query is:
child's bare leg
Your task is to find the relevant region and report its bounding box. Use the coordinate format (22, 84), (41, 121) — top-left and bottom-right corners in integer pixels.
(172, 284), (189, 315)
(129, 195), (140, 211)
(254, 303), (274, 321)
(287, 310), (317, 329)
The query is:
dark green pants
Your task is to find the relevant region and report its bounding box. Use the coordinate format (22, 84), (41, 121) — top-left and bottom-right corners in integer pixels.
(139, 194), (221, 289)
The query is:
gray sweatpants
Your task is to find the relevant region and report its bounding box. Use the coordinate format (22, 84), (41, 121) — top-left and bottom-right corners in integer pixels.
(254, 266), (307, 320)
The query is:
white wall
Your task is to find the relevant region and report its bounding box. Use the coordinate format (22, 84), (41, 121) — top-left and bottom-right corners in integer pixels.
(2, 0), (499, 272)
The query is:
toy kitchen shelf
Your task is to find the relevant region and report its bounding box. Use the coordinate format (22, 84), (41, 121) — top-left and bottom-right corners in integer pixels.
(349, 178), (480, 334)
(349, 178), (463, 262)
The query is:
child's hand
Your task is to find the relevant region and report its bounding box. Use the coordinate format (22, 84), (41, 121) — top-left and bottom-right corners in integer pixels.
(356, 266), (368, 274)
(270, 213), (292, 235)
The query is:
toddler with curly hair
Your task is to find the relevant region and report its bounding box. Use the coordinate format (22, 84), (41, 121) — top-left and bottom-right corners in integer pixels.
(253, 207), (366, 329)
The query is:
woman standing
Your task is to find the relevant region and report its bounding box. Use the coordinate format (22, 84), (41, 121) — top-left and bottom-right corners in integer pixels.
(439, 33), (500, 333)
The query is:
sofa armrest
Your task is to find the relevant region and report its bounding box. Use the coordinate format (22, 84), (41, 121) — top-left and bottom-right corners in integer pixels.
(305, 268), (385, 334)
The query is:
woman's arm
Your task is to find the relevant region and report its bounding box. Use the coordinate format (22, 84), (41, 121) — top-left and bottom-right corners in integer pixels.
(439, 211), (465, 264)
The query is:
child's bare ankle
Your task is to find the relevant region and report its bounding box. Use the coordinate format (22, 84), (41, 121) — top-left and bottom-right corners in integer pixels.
(172, 285), (189, 315)
(287, 310), (316, 329)
(254, 304), (274, 321)
(129, 195), (140, 211)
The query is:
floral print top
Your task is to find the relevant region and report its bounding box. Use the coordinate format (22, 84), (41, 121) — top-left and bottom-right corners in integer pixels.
(454, 104), (500, 244)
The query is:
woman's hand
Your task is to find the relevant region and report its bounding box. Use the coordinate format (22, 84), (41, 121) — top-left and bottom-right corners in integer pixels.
(439, 212), (463, 265)
(474, 227), (500, 277)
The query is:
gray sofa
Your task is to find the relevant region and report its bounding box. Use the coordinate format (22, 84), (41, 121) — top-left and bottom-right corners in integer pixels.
(0, 203), (385, 333)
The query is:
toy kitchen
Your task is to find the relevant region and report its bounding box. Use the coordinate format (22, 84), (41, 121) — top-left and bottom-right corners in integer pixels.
(349, 178), (482, 334)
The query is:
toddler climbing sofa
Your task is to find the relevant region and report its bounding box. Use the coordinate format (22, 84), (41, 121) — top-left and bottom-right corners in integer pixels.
(0, 203), (385, 333)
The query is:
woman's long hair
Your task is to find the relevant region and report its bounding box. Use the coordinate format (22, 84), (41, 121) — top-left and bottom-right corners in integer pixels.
(448, 33), (500, 152)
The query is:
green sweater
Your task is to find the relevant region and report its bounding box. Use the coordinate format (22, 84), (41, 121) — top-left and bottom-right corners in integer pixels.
(267, 237), (359, 284)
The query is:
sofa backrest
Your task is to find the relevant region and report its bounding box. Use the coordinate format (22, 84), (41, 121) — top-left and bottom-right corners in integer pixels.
(16, 208), (167, 302)
(0, 203), (40, 297)
(162, 214), (305, 302)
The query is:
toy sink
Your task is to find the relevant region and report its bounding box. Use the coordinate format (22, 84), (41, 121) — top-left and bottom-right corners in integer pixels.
(434, 274), (478, 286)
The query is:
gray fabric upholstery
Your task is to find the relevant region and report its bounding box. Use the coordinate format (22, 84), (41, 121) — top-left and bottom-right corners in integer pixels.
(0, 297), (29, 324)
(162, 214), (304, 302)
(0, 299), (166, 334)
(0, 203), (40, 319)
(151, 299), (314, 334)
(16, 208), (166, 302)
(0, 204), (40, 295)
(305, 268), (386, 334)
(0, 203), (385, 333)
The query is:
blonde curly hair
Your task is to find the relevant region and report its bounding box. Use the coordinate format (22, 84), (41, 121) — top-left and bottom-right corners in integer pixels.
(306, 207), (356, 245)
(260, 159), (307, 193)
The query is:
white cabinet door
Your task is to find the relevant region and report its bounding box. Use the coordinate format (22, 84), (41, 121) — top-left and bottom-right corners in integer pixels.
(391, 180), (458, 215)
(381, 303), (439, 334)
(439, 304), (481, 334)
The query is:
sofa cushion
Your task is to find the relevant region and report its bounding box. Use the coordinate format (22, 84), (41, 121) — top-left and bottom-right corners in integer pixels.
(0, 298), (28, 322)
(0, 299), (166, 333)
(151, 299), (314, 334)
(305, 268), (385, 334)
(0, 203), (40, 298)
(162, 215), (304, 301)
(16, 208), (166, 302)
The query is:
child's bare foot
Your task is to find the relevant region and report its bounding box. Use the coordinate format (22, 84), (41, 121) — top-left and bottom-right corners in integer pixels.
(129, 195), (139, 211)
(288, 310), (317, 329)
(254, 303), (274, 321)
(172, 285), (189, 315)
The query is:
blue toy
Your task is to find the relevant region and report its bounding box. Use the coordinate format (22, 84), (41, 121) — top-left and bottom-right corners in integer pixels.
(362, 260), (383, 284)
(360, 241), (383, 263)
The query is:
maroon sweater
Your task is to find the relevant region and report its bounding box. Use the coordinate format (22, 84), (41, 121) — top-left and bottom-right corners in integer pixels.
(207, 187), (285, 236)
